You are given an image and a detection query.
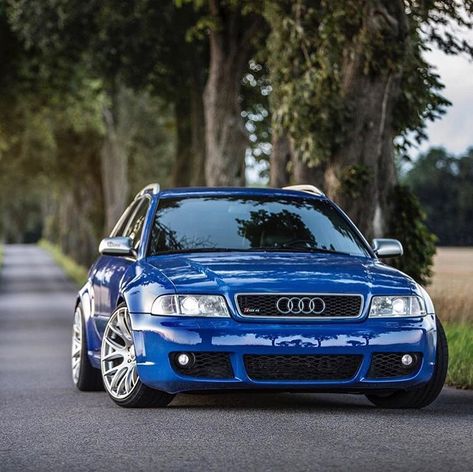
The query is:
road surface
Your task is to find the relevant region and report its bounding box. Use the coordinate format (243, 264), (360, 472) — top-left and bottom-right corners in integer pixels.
(1, 244), (472, 471)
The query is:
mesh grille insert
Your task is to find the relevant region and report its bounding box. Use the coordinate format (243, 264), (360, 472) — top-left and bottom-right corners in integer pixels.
(367, 352), (422, 379)
(244, 354), (362, 381)
(171, 352), (234, 379)
(236, 294), (363, 318)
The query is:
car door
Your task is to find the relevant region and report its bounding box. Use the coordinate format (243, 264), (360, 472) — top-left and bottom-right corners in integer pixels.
(97, 196), (152, 335)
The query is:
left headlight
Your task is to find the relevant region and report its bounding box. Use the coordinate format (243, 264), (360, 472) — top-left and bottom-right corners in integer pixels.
(151, 294), (230, 317)
(369, 296), (426, 318)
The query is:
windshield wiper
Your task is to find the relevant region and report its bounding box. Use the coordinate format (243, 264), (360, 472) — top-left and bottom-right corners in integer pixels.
(260, 246), (352, 256)
(156, 248), (255, 255)
(156, 247), (353, 256)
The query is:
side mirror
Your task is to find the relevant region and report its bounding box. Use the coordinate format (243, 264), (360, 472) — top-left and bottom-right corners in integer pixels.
(99, 237), (135, 257)
(372, 238), (403, 258)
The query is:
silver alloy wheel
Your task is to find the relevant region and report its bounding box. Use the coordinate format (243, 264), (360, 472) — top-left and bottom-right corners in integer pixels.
(71, 307), (82, 384)
(101, 307), (138, 400)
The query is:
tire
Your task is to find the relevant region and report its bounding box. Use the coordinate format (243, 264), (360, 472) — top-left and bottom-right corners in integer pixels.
(72, 303), (103, 391)
(101, 303), (175, 408)
(366, 318), (448, 409)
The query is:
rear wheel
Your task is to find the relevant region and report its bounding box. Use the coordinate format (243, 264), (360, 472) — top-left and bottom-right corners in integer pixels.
(101, 303), (175, 408)
(366, 318), (448, 409)
(72, 304), (103, 391)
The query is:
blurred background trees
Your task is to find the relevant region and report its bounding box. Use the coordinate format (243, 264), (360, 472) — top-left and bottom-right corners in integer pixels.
(405, 147), (473, 247)
(0, 0), (472, 282)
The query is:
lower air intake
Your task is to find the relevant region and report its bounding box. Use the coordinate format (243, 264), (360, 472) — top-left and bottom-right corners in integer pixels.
(367, 352), (422, 379)
(171, 352), (234, 379)
(244, 354), (362, 381)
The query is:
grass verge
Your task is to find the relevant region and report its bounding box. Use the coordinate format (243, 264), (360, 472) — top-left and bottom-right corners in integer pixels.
(39, 239), (88, 287)
(444, 323), (473, 389)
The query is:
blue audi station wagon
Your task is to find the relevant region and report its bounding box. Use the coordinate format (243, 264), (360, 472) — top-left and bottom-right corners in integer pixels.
(72, 184), (447, 408)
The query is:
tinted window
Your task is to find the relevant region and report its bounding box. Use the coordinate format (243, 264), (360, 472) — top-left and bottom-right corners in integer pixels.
(148, 196), (370, 257)
(111, 200), (140, 237)
(125, 198), (150, 249)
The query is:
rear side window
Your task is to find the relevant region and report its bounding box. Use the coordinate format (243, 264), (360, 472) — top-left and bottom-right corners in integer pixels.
(111, 200), (140, 237)
(125, 198), (150, 249)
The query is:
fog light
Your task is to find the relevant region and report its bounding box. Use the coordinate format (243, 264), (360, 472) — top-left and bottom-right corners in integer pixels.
(401, 354), (414, 366)
(176, 353), (192, 367)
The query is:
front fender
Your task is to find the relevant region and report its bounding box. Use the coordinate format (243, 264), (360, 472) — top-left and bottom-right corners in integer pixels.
(78, 281), (102, 357)
(121, 261), (176, 314)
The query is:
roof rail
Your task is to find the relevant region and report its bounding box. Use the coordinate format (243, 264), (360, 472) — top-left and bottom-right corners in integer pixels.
(134, 183), (160, 200)
(282, 184), (325, 196)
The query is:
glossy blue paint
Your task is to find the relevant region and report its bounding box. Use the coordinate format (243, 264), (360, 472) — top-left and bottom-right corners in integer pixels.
(130, 314), (436, 393)
(79, 186), (439, 392)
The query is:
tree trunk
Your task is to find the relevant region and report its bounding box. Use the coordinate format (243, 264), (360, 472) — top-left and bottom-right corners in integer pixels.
(322, 1), (407, 239)
(101, 117), (128, 233)
(270, 132), (326, 190)
(172, 94), (193, 187)
(269, 131), (292, 187)
(203, 0), (261, 186)
(190, 85), (206, 186)
(293, 155), (326, 190)
(101, 84), (138, 233)
(172, 80), (206, 187)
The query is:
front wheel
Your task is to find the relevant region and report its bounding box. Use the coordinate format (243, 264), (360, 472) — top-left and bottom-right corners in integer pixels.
(101, 303), (175, 408)
(366, 318), (448, 409)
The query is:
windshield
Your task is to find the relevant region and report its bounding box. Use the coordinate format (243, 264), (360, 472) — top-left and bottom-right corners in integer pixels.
(148, 195), (371, 257)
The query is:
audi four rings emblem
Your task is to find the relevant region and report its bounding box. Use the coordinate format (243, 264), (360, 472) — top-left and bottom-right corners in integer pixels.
(276, 296), (326, 315)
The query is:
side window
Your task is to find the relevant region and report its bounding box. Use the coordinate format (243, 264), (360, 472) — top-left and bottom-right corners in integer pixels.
(124, 198), (150, 249)
(111, 200), (140, 237)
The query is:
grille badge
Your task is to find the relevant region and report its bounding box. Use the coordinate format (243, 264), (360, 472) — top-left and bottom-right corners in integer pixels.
(276, 296), (326, 315)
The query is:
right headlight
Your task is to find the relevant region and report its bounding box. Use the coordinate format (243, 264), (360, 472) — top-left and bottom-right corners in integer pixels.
(151, 294), (230, 317)
(369, 296), (426, 318)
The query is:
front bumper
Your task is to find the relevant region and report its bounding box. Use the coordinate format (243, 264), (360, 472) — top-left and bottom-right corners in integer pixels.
(130, 313), (437, 394)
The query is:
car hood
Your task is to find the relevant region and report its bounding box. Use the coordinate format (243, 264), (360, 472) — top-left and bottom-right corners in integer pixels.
(145, 252), (416, 298)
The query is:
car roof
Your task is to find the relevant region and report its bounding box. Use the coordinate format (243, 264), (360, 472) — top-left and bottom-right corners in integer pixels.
(154, 187), (329, 201)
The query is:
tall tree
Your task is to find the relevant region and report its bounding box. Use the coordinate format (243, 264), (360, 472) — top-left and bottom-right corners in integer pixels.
(265, 0), (471, 239)
(203, 0), (265, 185)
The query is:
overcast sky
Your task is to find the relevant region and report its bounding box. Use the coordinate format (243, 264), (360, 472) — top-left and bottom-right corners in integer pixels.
(419, 31), (473, 157)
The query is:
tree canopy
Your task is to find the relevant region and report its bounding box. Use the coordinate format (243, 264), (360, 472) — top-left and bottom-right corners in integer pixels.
(1, 0), (472, 282)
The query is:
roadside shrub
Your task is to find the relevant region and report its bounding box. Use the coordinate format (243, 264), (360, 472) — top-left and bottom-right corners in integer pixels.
(387, 184), (437, 285)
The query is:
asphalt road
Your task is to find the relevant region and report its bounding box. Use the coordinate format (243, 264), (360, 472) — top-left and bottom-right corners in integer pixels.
(1, 244), (473, 472)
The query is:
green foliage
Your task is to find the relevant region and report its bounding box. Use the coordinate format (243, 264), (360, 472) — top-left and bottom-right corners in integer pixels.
(1, 0), (178, 260)
(340, 165), (371, 200)
(39, 240), (88, 287)
(404, 147), (473, 245)
(7, 0), (207, 101)
(444, 323), (473, 389)
(393, 32), (450, 155)
(266, 1), (352, 164)
(265, 0), (470, 166)
(387, 184), (437, 285)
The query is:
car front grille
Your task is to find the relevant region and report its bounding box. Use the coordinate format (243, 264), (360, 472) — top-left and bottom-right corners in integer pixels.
(171, 352), (234, 379)
(244, 354), (362, 381)
(367, 352), (422, 379)
(236, 294), (363, 318)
